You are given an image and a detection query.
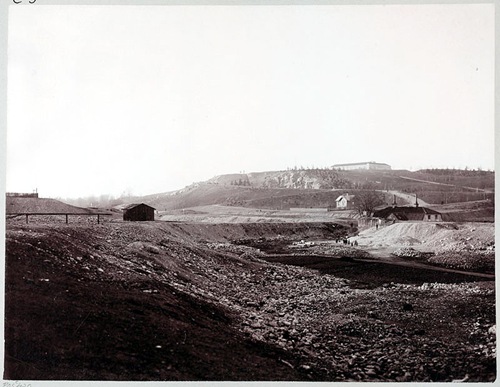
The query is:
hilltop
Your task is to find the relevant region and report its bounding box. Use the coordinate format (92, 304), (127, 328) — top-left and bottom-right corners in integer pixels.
(127, 168), (493, 222)
(50, 168), (493, 223)
(207, 168), (494, 195)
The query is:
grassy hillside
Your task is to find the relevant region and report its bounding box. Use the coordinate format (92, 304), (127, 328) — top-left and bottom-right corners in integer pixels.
(213, 168), (495, 193)
(144, 185), (400, 212)
(56, 168), (493, 211)
(136, 168), (493, 213)
(334, 169), (494, 203)
(144, 184), (344, 211)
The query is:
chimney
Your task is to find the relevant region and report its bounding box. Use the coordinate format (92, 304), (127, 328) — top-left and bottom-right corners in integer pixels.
(392, 194), (397, 208)
(415, 194), (419, 207)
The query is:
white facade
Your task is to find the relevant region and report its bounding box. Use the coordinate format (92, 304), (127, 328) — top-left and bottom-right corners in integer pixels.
(332, 162), (391, 171)
(335, 194), (355, 209)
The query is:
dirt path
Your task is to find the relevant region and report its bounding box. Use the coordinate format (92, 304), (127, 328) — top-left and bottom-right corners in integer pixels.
(259, 246), (494, 284)
(385, 190), (431, 207)
(397, 176), (493, 193)
(358, 249), (495, 279)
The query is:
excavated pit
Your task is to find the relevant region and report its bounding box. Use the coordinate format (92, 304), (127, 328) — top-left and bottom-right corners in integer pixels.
(4, 220), (496, 382)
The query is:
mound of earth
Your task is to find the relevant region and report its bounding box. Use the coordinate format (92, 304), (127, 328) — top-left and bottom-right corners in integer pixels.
(6, 196), (93, 215)
(4, 221), (496, 382)
(355, 222), (494, 252)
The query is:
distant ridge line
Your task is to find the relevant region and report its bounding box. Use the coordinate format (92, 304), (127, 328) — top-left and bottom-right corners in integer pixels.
(6, 192), (39, 198)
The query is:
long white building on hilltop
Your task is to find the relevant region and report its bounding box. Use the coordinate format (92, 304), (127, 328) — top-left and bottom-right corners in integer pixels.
(332, 161), (391, 171)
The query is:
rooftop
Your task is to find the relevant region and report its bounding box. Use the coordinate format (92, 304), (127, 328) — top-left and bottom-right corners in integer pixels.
(373, 206), (441, 219)
(332, 161), (391, 167)
(123, 203), (156, 210)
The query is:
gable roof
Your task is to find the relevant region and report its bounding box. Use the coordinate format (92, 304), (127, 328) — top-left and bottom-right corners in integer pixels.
(373, 206), (441, 219)
(388, 212), (408, 221)
(335, 194), (355, 202)
(123, 203), (156, 211)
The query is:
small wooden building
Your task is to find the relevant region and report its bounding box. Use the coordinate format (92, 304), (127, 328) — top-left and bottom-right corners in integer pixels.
(335, 193), (355, 209)
(123, 203), (155, 221)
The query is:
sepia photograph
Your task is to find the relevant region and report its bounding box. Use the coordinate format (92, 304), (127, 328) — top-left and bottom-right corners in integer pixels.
(2, 1), (496, 384)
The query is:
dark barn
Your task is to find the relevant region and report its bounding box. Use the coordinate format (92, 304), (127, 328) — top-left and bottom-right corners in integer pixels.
(123, 203), (155, 221)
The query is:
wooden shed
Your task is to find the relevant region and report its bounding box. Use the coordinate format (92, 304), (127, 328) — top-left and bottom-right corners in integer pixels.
(123, 203), (155, 221)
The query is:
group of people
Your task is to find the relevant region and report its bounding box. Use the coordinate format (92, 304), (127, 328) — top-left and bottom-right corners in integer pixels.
(335, 238), (358, 247)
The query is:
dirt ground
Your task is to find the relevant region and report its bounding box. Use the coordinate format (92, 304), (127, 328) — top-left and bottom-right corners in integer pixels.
(3, 220), (496, 382)
(355, 221), (494, 251)
(157, 204), (356, 224)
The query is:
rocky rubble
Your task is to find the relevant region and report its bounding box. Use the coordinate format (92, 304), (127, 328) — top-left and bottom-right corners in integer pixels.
(427, 250), (495, 273)
(357, 222), (495, 274)
(5, 222), (496, 381)
(214, 263), (495, 381)
(357, 222), (494, 252)
(288, 241), (369, 258)
(149, 236), (495, 381)
(391, 247), (432, 259)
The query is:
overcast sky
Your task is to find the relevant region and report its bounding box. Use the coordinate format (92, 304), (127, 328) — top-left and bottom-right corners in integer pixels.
(7, 4), (494, 198)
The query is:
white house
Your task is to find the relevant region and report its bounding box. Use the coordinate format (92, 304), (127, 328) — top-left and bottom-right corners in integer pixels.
(335, 193), (355, 209)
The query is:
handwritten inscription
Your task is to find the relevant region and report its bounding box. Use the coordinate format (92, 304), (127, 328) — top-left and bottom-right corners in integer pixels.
(13, 0), (37, 3)
(3, 382), (32, 387)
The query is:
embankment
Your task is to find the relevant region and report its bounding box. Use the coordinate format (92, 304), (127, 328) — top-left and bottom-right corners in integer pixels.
(4, 221), (496, 382)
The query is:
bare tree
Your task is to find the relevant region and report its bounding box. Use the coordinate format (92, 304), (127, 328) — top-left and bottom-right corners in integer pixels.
(353, 190), (385, 216)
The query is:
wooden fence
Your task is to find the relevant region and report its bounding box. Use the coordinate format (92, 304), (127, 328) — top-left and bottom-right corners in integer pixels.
(7, 213), (111, 224)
